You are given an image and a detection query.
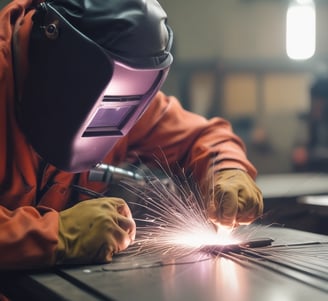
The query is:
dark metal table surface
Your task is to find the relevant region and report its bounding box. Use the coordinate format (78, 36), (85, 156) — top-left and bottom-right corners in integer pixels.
(255, 173), (328, 234)
(256, 173), (328, 199)
(1, 226), (328, 301)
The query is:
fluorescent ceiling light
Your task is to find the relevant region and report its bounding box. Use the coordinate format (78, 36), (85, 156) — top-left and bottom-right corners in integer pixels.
(286, 0), (316, 60)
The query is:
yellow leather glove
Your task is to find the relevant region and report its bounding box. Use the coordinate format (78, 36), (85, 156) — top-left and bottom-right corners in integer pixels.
(55, 197), (136, 265)
(206, 169), (263, 228)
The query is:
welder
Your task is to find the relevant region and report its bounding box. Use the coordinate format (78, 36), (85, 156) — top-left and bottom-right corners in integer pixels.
(0, 0), (263, 274)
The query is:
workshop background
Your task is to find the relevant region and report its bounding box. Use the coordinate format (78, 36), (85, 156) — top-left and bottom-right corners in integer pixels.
(1, 0), (326, 234)
(159, 0), (328, 175)
(1, 0), (325, 174)
(0, 2), (327, 300)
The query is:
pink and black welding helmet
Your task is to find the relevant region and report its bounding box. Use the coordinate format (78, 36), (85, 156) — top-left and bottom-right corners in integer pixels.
(19, 0), (173, 172)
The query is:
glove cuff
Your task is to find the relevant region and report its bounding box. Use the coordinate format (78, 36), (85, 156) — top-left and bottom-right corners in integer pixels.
(54, 217), (66, 264)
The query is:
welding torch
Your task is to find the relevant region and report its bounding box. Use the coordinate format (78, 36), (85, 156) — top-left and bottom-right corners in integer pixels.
(72, 162), (176, 201)
(88, 163), (146, 185)
(71, 163), (147, 199)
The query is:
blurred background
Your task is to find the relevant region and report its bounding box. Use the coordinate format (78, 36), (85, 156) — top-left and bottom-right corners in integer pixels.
(159, 0), (328, 175)
(1, 0), (326, 174)
(1, 0), (327, 233)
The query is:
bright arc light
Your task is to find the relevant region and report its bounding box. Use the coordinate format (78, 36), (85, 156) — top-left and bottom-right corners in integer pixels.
(286, 0), (316, 60)
(167, 226), (241, 249)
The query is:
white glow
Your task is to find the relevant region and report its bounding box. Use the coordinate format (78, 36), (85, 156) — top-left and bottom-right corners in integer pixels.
(216, 225), (233, 240)
(286, 0), (316, 60)
(167, 226), (241, 248)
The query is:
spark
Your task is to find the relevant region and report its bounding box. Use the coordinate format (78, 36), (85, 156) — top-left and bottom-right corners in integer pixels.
(116, 163), (246, 259)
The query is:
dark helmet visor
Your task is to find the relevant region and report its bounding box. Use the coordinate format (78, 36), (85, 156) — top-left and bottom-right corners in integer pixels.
(19, 2), (173, 172)
(84, 60), (169, 138)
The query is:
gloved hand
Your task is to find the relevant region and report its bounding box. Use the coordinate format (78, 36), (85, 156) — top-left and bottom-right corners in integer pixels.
(206, 169), (263, 228)
(55, 197), (136, 265)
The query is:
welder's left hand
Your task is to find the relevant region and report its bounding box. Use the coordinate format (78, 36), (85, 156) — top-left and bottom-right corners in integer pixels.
(206, 169), (263, 227)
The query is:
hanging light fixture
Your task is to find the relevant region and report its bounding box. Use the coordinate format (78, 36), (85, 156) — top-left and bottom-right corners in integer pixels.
(286, 0), (316, 60)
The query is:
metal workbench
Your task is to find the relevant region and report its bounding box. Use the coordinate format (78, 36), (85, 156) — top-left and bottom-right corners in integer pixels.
(256, 173), (328, 235)
(1, 226), (327, 301)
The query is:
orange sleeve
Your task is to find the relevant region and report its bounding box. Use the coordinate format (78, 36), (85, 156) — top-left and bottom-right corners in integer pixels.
(0, 205), (59, 270)
(117, 91), (257, 185)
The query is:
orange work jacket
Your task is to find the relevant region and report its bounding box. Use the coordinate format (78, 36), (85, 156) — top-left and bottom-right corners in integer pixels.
(0, 0), (257, 270)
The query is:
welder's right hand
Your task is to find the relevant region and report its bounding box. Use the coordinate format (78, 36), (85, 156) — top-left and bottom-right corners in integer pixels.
(206, 169), (263, 228)
(55, 198), (136, 265)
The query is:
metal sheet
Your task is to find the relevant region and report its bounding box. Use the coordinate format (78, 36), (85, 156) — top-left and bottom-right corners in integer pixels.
(27, 226), (328, 301)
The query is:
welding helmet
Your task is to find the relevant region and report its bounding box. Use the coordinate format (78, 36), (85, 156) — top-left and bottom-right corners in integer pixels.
(19, 0), (173, 172)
